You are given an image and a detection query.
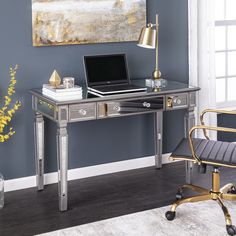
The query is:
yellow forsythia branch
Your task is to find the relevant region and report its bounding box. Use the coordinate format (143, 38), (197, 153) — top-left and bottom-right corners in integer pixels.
(0, 65), (21, 142)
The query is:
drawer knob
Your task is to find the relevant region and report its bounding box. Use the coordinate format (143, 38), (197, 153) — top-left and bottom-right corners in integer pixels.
(113, 105), (121, 112)
(167, 96), (183, 108)
(173, 98), (181, 105)
(79, 109), (87, 116)
(143, 102), (151, 108)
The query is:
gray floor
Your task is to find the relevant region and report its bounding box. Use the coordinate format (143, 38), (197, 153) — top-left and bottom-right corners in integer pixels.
(1, 162), (236, 236)
(39, 200), (236, 236)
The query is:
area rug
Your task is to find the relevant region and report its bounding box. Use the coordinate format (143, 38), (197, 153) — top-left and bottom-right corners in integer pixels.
(38, 201), (236, 236)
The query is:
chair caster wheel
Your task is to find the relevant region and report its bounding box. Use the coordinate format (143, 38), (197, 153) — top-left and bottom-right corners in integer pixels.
(228, 186), (236, 194)
(165, 211), (176, 221)
(226, 225), (236, 235)
(176, 187), (183, 200)
(176, 192), (183, 200)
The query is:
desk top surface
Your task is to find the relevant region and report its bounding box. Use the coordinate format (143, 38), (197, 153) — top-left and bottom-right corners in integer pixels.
(30, 79), (200, 105)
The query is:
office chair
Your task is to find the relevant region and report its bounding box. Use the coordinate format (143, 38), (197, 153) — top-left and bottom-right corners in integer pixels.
(165, 109), (236, 236)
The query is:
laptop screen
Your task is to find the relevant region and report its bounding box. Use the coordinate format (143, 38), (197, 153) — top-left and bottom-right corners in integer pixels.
(84, 54), (129, 86)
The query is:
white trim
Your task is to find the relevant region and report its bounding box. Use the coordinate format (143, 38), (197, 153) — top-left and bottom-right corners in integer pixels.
(188, 0), (199, 128)
(5, 154), (174, 192)
(217, 105), (236, 110)
(217, 101), (236, 110)
(188, 0), (217, 140)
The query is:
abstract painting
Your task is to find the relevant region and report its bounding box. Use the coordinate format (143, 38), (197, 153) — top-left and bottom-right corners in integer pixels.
(32, 0), (146, 46)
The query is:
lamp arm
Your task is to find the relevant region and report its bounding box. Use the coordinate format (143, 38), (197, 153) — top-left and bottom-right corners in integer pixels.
(155, 14), (159, 72)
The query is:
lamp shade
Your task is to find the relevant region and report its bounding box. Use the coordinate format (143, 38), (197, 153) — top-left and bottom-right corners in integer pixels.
(137, 26), (156, 49)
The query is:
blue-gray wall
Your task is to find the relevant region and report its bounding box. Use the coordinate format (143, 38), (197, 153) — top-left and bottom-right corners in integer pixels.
(0, 0), (189, 180)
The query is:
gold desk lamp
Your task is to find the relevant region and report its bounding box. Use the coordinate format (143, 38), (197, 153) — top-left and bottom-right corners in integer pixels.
(137, 14), (167, 88)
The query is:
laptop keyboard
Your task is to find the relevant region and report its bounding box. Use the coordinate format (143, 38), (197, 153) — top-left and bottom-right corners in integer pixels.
(96, 84), (142, 92)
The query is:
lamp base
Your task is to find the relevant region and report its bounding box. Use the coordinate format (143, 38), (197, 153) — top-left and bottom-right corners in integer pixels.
(145, 77), (167, 88)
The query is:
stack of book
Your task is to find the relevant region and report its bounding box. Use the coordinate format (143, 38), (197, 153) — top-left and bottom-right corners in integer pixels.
(42, 84), (83, 101)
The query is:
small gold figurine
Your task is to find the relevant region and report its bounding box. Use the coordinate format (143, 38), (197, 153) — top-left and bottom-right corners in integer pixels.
(49, 70), (61, 87)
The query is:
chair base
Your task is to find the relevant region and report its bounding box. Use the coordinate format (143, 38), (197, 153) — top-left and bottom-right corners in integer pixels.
(165, 168), (236, 236)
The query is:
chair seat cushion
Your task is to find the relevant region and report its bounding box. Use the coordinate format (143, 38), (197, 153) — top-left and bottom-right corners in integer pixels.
(172, 138), (236, 166)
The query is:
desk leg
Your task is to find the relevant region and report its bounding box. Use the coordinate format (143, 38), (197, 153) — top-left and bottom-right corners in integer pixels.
(154, 111), (163, 169)
(34, 112), (44, 191)
(57, 123), (68, 211)
(185, 108), (196, 184)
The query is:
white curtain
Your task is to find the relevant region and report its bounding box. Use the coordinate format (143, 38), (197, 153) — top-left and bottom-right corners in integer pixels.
(188, 0), (217, 139)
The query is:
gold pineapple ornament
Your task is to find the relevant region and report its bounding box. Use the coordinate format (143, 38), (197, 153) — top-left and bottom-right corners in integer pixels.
(49, 70), (61, 87)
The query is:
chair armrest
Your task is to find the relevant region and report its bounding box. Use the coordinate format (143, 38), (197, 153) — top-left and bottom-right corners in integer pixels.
(188, 125), (236, 164)
(200, 109), (236, 140)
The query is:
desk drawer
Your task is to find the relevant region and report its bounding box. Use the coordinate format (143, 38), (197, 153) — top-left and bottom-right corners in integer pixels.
(166, 93), (188, 110)
(98, 96), (164, 118)
(69, 103), (96, 121)
(36, 98), (57, 120)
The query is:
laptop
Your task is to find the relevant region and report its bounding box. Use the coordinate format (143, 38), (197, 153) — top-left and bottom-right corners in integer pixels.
(84, 54), (147, 95)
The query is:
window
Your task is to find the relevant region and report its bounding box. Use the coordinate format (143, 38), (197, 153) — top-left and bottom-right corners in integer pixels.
(215, 0), (236, 108)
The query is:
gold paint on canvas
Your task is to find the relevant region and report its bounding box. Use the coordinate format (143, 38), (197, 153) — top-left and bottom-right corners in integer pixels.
(32, 0), (146, 46)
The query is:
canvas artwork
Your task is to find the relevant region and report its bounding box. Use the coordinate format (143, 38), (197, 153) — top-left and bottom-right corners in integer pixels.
(32, 0), (146, 46)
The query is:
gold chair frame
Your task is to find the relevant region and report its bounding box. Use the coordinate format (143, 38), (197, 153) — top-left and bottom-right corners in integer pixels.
(166, 109), (236, 235)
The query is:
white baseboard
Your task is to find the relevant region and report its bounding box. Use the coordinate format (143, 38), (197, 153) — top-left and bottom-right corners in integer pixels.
(5, 154), (173, 192)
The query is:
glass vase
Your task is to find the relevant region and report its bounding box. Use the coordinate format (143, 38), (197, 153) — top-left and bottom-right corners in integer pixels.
(0, 172), (4, 209)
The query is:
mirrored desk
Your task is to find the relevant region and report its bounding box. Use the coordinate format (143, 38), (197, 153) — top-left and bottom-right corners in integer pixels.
(30, 79), (200, 211)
